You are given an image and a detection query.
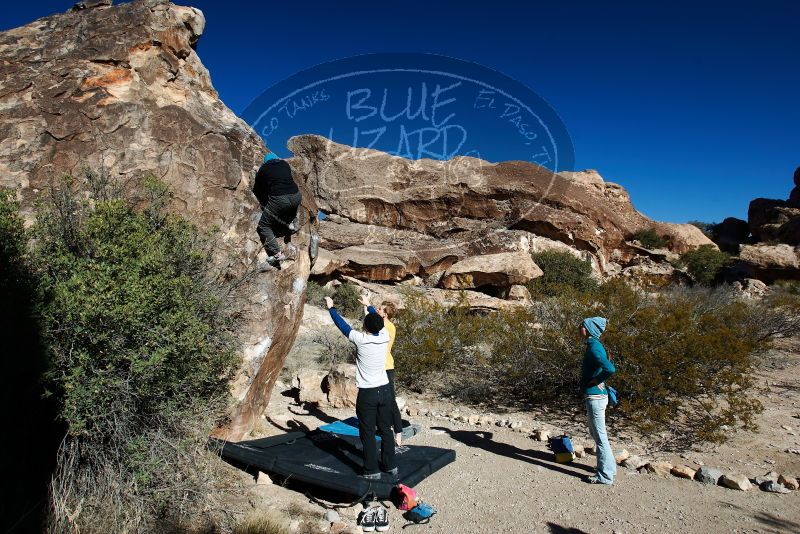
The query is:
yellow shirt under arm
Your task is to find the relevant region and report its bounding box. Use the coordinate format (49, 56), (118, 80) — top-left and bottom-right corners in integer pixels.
(384, 319), (396, 370)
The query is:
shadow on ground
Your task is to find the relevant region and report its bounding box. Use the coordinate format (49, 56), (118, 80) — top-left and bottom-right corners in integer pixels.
(432, 427), (595, 480)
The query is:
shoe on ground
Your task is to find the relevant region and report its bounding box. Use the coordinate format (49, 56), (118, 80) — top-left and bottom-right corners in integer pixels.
(360, 472), (381, 480)
(374, 506), (389, 532)
(585, 475), (612, 485)
(383, 466), (398, 476)
(359, 506), (377, 532)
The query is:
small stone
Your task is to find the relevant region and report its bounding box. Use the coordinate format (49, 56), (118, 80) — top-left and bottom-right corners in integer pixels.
(395, 396), (407, 412)
(754, 471), (779, 486)
(761, 480), (790, 494)
(584, 444), (597, 455)
(496, 419), (508, 428)
(533, 429), (550, 441)
(467, 414), (480, 425)
(510, 421), (523, 430)
(786, 448), (800, 455)
(643, 461), (673, 477)
(778, 474), (799, 491)
(720, 473), (752, 491)
(406, 407), (419, 417)
(695, 466), (724, 485)
(781, 425), (793, 431)
(621, 455), (647, 470)
(324, 510), (341, 523)
(477, 416), (493, 426)
(670, 465), (696, 480)
(614, 449), (630, 464)
(256, 471), (272, 485)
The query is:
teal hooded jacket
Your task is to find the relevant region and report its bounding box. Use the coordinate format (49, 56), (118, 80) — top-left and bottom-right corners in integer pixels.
(580, 317), (615, 396)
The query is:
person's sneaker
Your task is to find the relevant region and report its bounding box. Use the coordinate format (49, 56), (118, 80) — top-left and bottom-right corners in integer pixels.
(374, 506), (389, 532)
(360, 472), (381, 480)
(358, 506), (377, 532)
(267, 252), (286, 264)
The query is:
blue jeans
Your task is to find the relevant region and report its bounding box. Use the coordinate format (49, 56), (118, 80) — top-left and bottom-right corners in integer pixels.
(586, 396), (616, 484)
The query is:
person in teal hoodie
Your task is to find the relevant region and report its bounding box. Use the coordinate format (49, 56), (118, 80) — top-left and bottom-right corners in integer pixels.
(580, 316), (616, 485)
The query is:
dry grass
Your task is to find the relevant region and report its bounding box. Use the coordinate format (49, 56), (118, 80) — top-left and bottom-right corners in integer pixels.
(233, 511), (290, 534)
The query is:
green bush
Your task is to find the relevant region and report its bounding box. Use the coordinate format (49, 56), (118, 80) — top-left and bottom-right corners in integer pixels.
(306, 280), (333, 308)
(632, 228), (668, 249)
(678, 245), (730, 286)
(12, 175), (244, 531)
(392, 279), (794, 448)
(527, 250), (598, 297)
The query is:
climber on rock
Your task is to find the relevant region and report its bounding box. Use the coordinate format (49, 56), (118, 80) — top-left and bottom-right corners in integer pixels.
(253, 151), (301, 269)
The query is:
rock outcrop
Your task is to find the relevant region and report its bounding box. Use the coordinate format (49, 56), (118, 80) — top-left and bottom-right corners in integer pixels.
(0, 0), (317, 439)
(288, 134), (713, 301)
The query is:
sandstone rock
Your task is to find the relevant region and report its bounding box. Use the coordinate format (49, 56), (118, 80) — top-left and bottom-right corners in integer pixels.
(326, 364), (358, 408)
(621, 455), (647, 470)
(695, 466), (724, 485)
(731, 278), (768, 299)
(256, 471), (272, 485)
(713, 217), (750, 253)
(753, 471), (779, 486)
(720, 473), (752, 491)
(439, 252), (543, 290)
(0, 1), (317, 440)
(670, 465), (696, 480)
(295, 370), (328, 405)
(324, 510), (341, 523)
(584, 444), (597, 456)
(736, 244), (800, 282)
(310, 248), (347, 277)
(761, 480), (791, 494)
(560, 169), (605, 185)
(406, 407), (419, 417)
(653, 222), (719, 255)
(614, 449), (630, 464)
(643, 461), (673, 477)
(395, 396), (407, 412)
(467, 414), (481, 425)
(504, 284), (534, 305)
(533, 429), (550, 441)
(289, 135), (714, 266)
(778, 474), (799, 491)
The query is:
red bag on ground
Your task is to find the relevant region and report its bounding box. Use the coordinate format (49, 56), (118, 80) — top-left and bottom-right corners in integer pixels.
(392, 484), (418, 511)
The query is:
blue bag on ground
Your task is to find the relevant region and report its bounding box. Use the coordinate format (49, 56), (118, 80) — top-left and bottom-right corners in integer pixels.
(404, 502), (437, 526)
(547, 435), (574, 454)
(607, 386), (619, 407)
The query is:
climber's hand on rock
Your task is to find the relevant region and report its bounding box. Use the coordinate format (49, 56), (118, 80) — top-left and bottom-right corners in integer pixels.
(325, 296), (334, 309)
(359, 294), (371, 307)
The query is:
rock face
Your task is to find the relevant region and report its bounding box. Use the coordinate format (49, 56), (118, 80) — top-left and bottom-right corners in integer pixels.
(440, 252), (543, 290)
(0, 0), (317, 440)
(288, 134), (714, 301)
(736, 244), (800, 282)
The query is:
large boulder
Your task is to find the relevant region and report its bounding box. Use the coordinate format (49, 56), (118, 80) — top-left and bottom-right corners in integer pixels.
(736, 244), (800, 282)
(289, 135), (715, 266)
(439, 252), (543, 290)
(0, 1), (317, 440)
(713, 217), (750, 253)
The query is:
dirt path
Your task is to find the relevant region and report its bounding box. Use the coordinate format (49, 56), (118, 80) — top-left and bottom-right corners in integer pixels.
(243, 307), (800, 533)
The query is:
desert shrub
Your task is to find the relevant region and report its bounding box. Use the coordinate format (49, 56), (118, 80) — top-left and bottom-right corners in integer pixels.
(25, 175), (244, 532)
(528, 250), (598, 297)
(393, 278), (794, 448)
(632, 228), (668, 249)
(393, 292), (498, 397)
(678, 244), (730, 286)
(333, 281), (363, 317)
(233, 512), (290, 534)
(305, 280), (333, 307)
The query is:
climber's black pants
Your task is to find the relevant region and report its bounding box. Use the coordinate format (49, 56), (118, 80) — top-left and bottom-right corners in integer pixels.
(257, 192), (301, 255)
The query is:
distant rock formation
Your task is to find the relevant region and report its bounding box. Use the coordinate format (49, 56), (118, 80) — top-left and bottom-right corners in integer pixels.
(0, 0), (316, 439)
(288, 135), (714, 301)
(732, 167), (800, 282)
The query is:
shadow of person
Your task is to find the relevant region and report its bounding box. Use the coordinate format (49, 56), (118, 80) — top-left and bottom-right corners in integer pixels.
(432, 427), (594, 479)
(546, 522), (591, 533)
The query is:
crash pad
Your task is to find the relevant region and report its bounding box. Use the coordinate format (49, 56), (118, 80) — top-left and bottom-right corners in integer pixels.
(212, 426), (455, 498)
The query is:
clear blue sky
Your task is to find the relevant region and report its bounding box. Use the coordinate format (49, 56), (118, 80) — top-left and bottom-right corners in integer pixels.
(3, 1), (799, 223)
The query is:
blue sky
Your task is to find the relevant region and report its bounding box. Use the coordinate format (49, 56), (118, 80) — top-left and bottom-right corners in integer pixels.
(3, 1), (799, 223)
